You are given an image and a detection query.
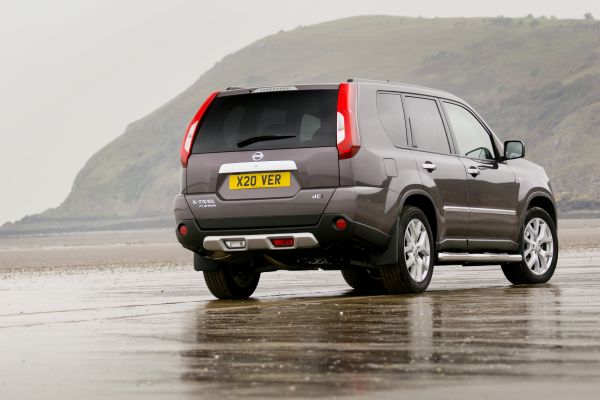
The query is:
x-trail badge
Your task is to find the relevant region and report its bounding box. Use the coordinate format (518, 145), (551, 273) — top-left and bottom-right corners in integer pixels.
(252, 152), (264, 161)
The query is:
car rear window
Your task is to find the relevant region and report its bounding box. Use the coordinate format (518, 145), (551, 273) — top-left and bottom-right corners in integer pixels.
(191, 90), (338, 154)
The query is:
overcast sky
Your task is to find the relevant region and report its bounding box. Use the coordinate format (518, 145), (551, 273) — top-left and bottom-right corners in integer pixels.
(1, 0), (599, 225)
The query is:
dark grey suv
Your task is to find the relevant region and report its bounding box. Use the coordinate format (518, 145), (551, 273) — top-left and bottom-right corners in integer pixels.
(174, 79), (558, 299)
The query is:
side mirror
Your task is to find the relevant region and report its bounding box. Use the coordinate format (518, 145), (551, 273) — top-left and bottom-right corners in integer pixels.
(504, 140), (525, 160)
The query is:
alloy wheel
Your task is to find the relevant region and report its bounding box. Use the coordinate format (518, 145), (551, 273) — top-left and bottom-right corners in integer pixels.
(524, 217), (554, 275)
(403, 219), (431, 282)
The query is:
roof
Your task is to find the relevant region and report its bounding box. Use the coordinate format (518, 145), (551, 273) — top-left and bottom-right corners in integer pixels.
(220, 79), (465, 104)
(347, 78), (463, 102)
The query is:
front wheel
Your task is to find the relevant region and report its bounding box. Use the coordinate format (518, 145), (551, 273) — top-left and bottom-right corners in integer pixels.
(203, 262), (260, 299)
(501, 207), (558, 285)
(380, 206), (435, 294)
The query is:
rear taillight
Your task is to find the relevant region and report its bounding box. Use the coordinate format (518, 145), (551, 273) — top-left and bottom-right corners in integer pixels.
(336, 83), (360, 159)
(180, 91), (219, 167)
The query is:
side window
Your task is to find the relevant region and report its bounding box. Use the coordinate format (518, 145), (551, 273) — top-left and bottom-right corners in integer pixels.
(404, 96), (450, 154)
(376, 92), (408, 147)
(443, 102), (495, 160)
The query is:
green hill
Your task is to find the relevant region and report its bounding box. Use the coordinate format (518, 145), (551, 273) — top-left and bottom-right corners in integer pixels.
(9, 15), (600, 232)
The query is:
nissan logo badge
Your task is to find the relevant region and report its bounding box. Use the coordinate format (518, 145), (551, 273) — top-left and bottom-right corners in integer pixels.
(252, 152), (264, 161)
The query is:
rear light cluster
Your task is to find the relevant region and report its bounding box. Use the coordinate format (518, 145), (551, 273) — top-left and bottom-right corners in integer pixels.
(180, 91), (220, 167)
(336, 83), (361, 159)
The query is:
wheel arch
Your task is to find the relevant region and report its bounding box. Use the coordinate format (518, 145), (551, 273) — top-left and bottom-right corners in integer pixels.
(399, 189), (438, 244)
(525, 192), (557, 225)
(372, 188), (439, 267)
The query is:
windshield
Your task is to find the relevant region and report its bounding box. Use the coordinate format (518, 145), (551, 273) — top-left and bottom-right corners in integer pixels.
(191, 89), (337, 154)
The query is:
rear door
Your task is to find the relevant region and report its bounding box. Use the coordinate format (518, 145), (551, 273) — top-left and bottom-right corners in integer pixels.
(185, 87), (340, 229)
(441, 101), (519, 251)
(403, 95), (469, 250)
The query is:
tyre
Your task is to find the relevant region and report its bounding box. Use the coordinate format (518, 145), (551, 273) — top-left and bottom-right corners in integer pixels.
(380, 206), (435, 294)
(341, 268), (387, 293)
(203, 262), (260, 299)
(501, 207), (558, 285)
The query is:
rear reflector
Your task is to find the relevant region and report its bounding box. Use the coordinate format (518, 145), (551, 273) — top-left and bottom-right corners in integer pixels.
(334, 218), (348, 230)
(270, 238), (295, 247)
(336, 83), (360, 159)
(178, 224), (189, 237)
(180, 91), (220, 167)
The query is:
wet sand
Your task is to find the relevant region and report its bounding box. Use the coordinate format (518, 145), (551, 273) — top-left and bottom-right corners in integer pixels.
(1, 219), (600, 399)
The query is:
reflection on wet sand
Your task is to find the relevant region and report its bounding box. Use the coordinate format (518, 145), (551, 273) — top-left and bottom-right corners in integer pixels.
(2, 228), (600, 399)
(180, 284), (597, 398)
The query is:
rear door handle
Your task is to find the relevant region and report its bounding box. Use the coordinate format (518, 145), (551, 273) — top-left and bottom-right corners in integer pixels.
(467, 166), (480, 176)
(422, 162), (437, 172)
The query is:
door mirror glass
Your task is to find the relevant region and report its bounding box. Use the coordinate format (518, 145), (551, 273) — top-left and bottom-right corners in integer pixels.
(504, 140), (525, 159)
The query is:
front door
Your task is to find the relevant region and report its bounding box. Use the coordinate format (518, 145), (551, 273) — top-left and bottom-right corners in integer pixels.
(442, 101), (519, 251)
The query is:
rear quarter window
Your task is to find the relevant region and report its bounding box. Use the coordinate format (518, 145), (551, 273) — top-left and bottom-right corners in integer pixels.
(376, 92), (408, 147)
(191, 90), (337, 154)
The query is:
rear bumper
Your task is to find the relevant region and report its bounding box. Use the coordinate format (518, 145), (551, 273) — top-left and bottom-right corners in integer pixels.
(175, 213), (390, 254)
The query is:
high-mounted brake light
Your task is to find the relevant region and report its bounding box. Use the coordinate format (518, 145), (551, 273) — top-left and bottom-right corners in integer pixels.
(336, 83), (360, 159)
(180, 91), (219, 167)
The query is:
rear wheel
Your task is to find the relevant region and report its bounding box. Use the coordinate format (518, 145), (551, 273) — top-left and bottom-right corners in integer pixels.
(380, 206), (435, 294)
(203, 262), (260, 299)
(501, 207), (558, 285)
(341, 268), (387, 293)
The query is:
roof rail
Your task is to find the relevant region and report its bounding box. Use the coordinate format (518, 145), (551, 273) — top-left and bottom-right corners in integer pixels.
(346, 78), (454, 96)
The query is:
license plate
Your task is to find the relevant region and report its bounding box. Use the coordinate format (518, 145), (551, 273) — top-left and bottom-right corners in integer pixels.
(229, 171), (291, 190)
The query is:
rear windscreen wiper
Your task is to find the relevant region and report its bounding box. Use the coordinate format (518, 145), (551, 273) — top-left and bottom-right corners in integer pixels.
(237, 135), (296, 148)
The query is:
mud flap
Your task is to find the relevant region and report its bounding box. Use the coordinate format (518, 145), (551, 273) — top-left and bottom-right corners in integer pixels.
(370, 219), (399, 267)
(193, 252), (220, 271)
